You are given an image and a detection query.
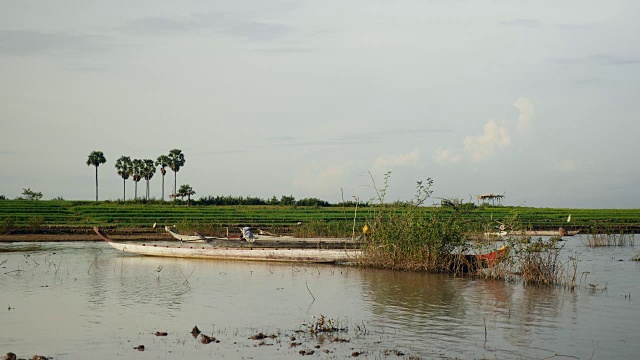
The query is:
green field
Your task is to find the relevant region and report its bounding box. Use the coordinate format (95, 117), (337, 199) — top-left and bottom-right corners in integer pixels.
(1, 200), (639, 234)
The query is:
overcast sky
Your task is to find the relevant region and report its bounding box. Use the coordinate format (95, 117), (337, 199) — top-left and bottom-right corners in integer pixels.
(1, 0), (639, 208)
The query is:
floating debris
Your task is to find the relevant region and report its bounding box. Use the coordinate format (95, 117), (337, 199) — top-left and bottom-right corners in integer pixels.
(3, 353), (16, 360)
(191, 326), (201, 338)
(249, 332), (275, 340)
(200, 334), (217, 344)
(154, 331), (168, 336)
(299, 349), (315, 356)
(134, 345), (145, 351)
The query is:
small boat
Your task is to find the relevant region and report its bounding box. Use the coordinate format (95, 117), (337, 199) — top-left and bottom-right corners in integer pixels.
(95, 227), (361, 263)
(455, 245), (510, 272)
(484, 227), (580, 239)
(164, 226), (360, 247)
(164, 226), (294, 243)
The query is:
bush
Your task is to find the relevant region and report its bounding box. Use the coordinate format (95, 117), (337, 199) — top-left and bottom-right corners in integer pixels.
(358, 173), (468, 273)
(0, 216), (17, 234)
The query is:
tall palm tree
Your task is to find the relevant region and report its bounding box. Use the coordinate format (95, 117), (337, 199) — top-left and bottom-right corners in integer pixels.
(115, 156), (132, 201)
(131, 159), (142, 199)
(86, 151), (107, 201)
(167, 149), (186, 199)
(142, 159), (156, 200)
(155, 155), (171, 201)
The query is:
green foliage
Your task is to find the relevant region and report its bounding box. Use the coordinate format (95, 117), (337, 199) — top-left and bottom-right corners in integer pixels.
(280, 195), (296, 206)
(27, 216), (44, 232)
(0, 194), (6, 200)
(0, 215), (17, 234)
(21, 188), (43, 200)
(359, 173), (468, 272)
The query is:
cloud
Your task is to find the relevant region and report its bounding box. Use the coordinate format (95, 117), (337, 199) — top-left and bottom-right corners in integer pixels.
(126, 12), (292, 41)
(553, 54), (640, 66)
(433, 147), (461, 164)
(0, 30), (110, 56)
(292, 163), (348, 193)
(499, 19), (542, 28)
(555, 160), (577, 172)
(373, 147), (421, 172)
(514, 97), (534, 131)
(463, 120), (510, 161)
(434, 98), (535, 163)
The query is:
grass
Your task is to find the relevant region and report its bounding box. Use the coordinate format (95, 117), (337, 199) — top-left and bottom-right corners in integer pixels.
(585, 232), (635, 247)
(1, 199), (640, 233)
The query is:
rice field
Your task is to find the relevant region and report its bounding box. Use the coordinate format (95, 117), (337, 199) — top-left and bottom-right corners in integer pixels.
(1, 200), (639, 233)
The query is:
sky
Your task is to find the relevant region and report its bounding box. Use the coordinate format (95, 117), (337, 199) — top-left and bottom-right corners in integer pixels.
(1, 0), (639, 208)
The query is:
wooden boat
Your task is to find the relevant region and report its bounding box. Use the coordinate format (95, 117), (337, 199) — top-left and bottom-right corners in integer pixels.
(164, 226), (360, 248)
(484, 227), (580, 239)
(164, 226), (293, 243)
(456, 245), (510, 272)
(164, 226), (229, 242)
(95, 227), (361, 263)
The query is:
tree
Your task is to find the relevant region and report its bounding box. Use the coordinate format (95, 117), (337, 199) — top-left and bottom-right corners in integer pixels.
(178, 184), (195, 206)
(155, 155), (171, 201)
(131, 159), (142, 199)
(167, 149), (186, 199)
(86, 151), (106, 201)
(142, 159), (156, 200)
(21, 188), (43, 200)
(115, 156), (132, 201)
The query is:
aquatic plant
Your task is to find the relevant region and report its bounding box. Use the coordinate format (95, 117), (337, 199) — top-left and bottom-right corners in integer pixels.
(585, 231), (635, 247)
(479, 235), (579, 288)
(357, 173), (469, 273)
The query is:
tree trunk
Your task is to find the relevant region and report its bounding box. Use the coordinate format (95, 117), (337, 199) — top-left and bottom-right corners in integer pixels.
(161, 174), (165, 201)
(123, 178), (126, 201)
(95, 166), (99, 201)
(174, 172), (177, 200)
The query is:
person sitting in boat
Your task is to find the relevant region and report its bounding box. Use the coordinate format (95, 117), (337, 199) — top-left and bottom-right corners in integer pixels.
(241, 227), (255, 242)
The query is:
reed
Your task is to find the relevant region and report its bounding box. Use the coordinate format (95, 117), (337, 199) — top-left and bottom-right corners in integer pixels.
(585, 232), (635, 247)
(356, 173), (468, 274)
(479, 236), (578, 288)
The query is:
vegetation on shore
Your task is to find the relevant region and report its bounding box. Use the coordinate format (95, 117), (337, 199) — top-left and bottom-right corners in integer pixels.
(1, 197), (638, 235)
(3, 175), (636, 287)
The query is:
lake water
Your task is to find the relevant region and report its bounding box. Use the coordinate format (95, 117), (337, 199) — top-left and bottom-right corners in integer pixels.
(1, 235), (639, 359)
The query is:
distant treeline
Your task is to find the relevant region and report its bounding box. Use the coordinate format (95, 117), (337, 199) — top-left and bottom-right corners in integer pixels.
(195, 195), (356, 207)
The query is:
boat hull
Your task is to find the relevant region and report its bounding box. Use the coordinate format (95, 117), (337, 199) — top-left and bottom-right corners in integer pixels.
(97, 227), (360, 263)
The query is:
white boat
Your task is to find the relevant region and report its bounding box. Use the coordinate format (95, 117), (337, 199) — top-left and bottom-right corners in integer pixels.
(164, 226), (220, 242)
(96, 227), (361, 264)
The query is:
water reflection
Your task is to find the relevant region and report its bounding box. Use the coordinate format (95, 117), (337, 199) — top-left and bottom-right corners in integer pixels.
(1, 238), (639, 359)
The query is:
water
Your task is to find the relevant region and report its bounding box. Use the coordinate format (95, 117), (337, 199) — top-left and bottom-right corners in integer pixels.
(1, 235), (639, 359)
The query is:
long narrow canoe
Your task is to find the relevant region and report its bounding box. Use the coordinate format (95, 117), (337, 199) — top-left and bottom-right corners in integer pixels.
(164, 226), (362, 249)
(95, 227), (361, 263)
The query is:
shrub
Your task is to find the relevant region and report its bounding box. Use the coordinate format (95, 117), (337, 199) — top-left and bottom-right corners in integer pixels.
(0, 216), (17, 234)
(357, 173), (468, 273)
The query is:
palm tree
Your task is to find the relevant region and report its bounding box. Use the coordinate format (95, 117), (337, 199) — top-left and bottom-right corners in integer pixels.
(178, 184), (196, 206)
(155, 155), (171, 201)
(131, 159), (142, 199)
(115, 156), (132, 201)
(167, 149), (186, 199)
(142, 159), (156, 200)
(86, 151), (107, 201)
